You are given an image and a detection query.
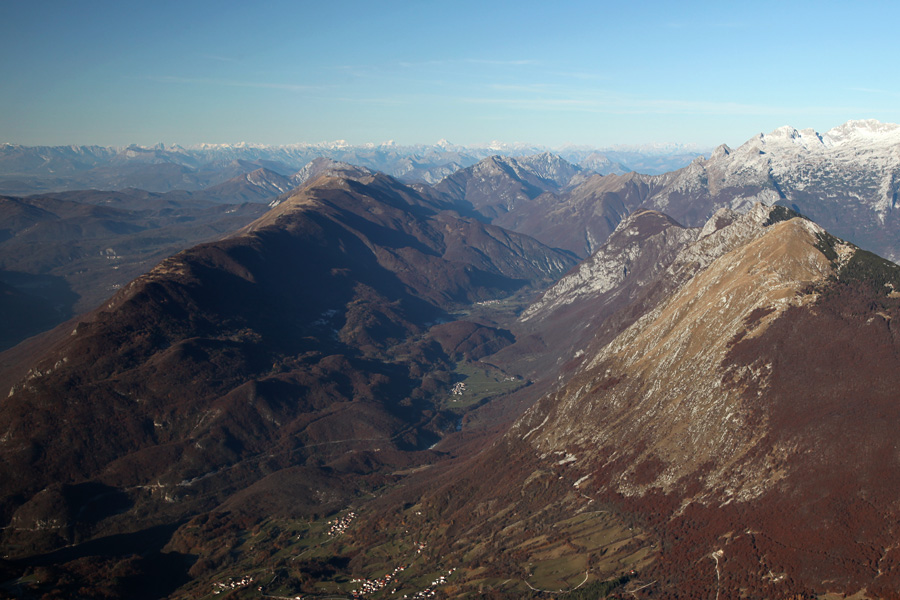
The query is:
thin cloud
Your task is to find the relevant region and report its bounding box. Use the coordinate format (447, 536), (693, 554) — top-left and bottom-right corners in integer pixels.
(665, 20), (745, 29)
(464, 59), (542, 66)
(555, 70), (606, 81)
(396, 58), (541, 69)
(629, 98), (786, 116)
(459, 94), (792, 116)
(488, 83), (556, 93)
(202, 54), (242, 64)
(460, 97), (605, 112)
(849, 87), (900, 97)
(143, 75), (322, 92)
(330, 95), (410, 106)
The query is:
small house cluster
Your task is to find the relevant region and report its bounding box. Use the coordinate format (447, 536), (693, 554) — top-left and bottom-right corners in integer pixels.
(350, 565), (406, 597)
(402, 569), (457, 599)
(212, 574), (253, 594)
(348, 542), (433, 597)
(327, 511), (356, 536)
(450, 382), (467, 396)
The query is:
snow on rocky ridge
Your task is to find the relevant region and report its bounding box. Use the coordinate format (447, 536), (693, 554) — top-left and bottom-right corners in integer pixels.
(641, 120), (900, 264)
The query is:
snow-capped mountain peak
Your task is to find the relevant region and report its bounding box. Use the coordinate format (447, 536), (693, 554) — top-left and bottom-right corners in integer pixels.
(824, 119), (900, 145)
(641, 119), (900, 259)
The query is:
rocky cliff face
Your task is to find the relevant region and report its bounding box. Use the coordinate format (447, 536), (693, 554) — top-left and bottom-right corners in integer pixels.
(522, 210), (696, 322)
(503, 210), (698, 377)
(516, 205), (836, 499)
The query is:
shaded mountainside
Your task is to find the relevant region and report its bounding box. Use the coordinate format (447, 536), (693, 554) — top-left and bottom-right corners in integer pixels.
(191, 167), (295, 204)
(499, 172), (668, 258)
(433, 154), (585, 222)
(0, 170), (575, 572)
(0, 162), (394, 352)
(413, 204), (900, 598)
(432, 155), (661, 258)
(0, 191), (269, 350)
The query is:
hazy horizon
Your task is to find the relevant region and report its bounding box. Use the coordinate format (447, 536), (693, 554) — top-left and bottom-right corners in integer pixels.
(0, 137), (713, 152)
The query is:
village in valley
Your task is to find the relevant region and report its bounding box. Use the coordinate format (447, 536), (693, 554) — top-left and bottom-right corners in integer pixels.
(189, 476), (656, 600)
(191, 503), (466, 600)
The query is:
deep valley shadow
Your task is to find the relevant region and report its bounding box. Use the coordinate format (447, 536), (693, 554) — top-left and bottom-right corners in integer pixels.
(0, 271), (79, 351)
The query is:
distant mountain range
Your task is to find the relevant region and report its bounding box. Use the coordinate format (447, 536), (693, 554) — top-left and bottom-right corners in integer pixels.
(3, 120), (900, 598)
(0, 140), (705, 196)
(4, 119), (900, 349)
(445, 119), (900, 260)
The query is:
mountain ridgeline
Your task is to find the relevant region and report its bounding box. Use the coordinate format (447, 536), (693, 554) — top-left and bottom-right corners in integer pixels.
(433, 120), (900, 261)
(3, 120), (900, 599)
(0, 141), (698, 197)
(0, 171), (574, 563)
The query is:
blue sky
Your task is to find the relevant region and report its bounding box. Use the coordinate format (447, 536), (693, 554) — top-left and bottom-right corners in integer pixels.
(2, 0), (899, 148)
